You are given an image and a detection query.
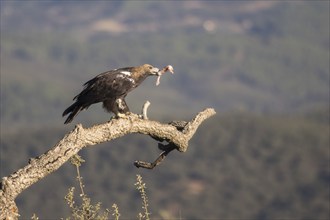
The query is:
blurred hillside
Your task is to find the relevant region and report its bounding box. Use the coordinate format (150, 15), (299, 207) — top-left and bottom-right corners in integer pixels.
(1, 1), (329, 219)
(1, 1), (329, 125)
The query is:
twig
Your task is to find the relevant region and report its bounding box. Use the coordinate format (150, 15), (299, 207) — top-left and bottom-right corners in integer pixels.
(134, 143), (176, 169)
(141, 101), (151, 120)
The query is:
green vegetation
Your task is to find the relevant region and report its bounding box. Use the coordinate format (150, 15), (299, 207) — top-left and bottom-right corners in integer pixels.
(2, 111), (329, 219)
(1, 29), (328, 124)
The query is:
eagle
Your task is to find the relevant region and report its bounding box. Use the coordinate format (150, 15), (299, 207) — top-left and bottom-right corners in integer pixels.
(63, 64), (173, 124)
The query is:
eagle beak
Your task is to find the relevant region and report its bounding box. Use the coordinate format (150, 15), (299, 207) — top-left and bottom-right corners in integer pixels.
(151, 67), (160, 75)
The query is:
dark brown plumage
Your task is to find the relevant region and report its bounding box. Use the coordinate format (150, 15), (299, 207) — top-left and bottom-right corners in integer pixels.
(63, 64), (160, 124)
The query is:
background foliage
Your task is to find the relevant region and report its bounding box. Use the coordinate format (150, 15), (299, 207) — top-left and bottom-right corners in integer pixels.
(1, 1), (329, 219)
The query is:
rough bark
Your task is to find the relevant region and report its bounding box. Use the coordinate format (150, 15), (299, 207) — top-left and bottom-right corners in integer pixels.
(0, 108), (216, 219)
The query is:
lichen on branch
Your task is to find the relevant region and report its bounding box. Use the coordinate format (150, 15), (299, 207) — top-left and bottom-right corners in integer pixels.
(0, 106), (216, 219)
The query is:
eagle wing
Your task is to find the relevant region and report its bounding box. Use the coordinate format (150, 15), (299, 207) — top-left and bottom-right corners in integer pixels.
(74, 68), (136, 103)
(63, 68), (136, 124)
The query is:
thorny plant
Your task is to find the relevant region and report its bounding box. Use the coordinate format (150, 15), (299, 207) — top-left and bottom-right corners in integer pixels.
(64, 155), (153, 220)
(32, 154), (154, 220)
(135, 174), (151, 220)
(63, 154), (113, 220)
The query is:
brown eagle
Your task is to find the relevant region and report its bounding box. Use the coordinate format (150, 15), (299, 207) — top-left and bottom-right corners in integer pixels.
(63, 64), (163, 124)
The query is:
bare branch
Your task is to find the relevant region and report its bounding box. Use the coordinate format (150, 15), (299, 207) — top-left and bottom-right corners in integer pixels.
(134, 143), (176, 169)
(0, 108), (216, 219)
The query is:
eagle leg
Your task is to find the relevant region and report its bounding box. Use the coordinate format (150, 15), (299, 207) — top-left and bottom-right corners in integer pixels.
(103, 97), (130, 119)
(114, 98), (130, 118)
(116, 98), (129, 112)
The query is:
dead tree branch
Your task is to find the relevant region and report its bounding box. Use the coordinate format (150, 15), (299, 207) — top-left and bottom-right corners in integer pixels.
(0, 107), (216, 219)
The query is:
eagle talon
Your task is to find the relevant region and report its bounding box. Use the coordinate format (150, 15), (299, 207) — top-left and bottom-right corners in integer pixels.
(138, 114), (147, 119)
(116, 112), (129, 119)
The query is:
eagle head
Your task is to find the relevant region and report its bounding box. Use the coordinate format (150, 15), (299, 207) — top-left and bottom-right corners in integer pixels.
(140, 64), (160, 75)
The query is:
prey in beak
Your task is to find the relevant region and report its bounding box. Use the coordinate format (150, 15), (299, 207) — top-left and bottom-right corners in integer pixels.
(156, 65), (174, 86)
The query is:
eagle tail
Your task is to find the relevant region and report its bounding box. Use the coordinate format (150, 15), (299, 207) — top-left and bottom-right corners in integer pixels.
(62, 102), (84, 124)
